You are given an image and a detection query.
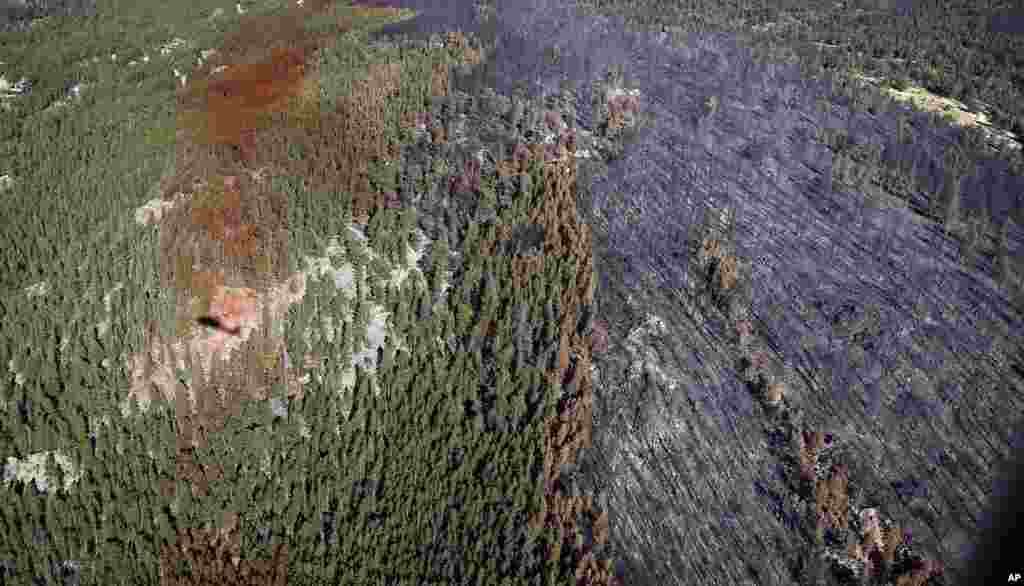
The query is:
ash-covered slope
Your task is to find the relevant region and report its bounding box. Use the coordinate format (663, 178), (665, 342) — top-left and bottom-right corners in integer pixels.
(371, 1), (1024, 585)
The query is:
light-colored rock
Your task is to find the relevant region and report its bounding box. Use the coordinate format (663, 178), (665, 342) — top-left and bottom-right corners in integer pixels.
(2, 451), (82, 494)
(158, 38), (191, 56)
(134, 193), (189, 226)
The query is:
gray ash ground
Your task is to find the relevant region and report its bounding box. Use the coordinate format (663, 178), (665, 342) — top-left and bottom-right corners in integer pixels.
(6, 0), (1023, 583)
(371, 1), (1024, 585)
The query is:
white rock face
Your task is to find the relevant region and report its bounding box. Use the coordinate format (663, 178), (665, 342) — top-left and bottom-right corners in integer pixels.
(24, 280), (50, 298)
(6, 358), (24, 390)
(623, 314), (679, 394)
(0, 74), (30, 111)
(134, 192), (189, 226)
(158, 37), (191, 56)
(119, 182), (433, 434)
(301, 228), (430, 400)
(2, 451), (82, 494)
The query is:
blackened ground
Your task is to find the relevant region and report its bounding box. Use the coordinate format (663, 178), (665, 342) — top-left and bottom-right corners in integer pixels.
(370, 1), (1024, 585)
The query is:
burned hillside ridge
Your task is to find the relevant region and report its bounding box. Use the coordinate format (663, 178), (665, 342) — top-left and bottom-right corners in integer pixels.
(373, 1), (1024, 585)
(2, 0), (1022, 583)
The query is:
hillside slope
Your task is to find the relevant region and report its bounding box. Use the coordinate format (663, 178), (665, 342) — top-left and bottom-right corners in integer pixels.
(373, 0), (1024, 584)
(2, 0), (1023, 585)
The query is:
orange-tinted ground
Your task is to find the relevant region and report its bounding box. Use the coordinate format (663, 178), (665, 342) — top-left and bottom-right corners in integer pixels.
(134, 1), (621, 582)
(144, 1), (418, 582)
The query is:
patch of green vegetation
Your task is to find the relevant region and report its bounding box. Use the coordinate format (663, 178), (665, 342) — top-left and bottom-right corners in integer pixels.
(142, 118), (178, 149)
(0, 211), (179, 577)
(1, 0), (307, 301)
(0, 1), (430, 579)
(190, 137), (565, 583)
(0, 5), (600, 584)
(304, 3), (417, 38)
(882, 75), (910, 92)
(367, 159), (398, 193)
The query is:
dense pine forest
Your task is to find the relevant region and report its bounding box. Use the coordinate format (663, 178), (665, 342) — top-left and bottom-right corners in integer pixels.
(1, 0), (1022, 585)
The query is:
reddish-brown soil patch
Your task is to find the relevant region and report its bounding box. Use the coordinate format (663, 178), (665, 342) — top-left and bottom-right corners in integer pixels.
(142, 1), (619, 583)
(148, 1), (417, 582)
